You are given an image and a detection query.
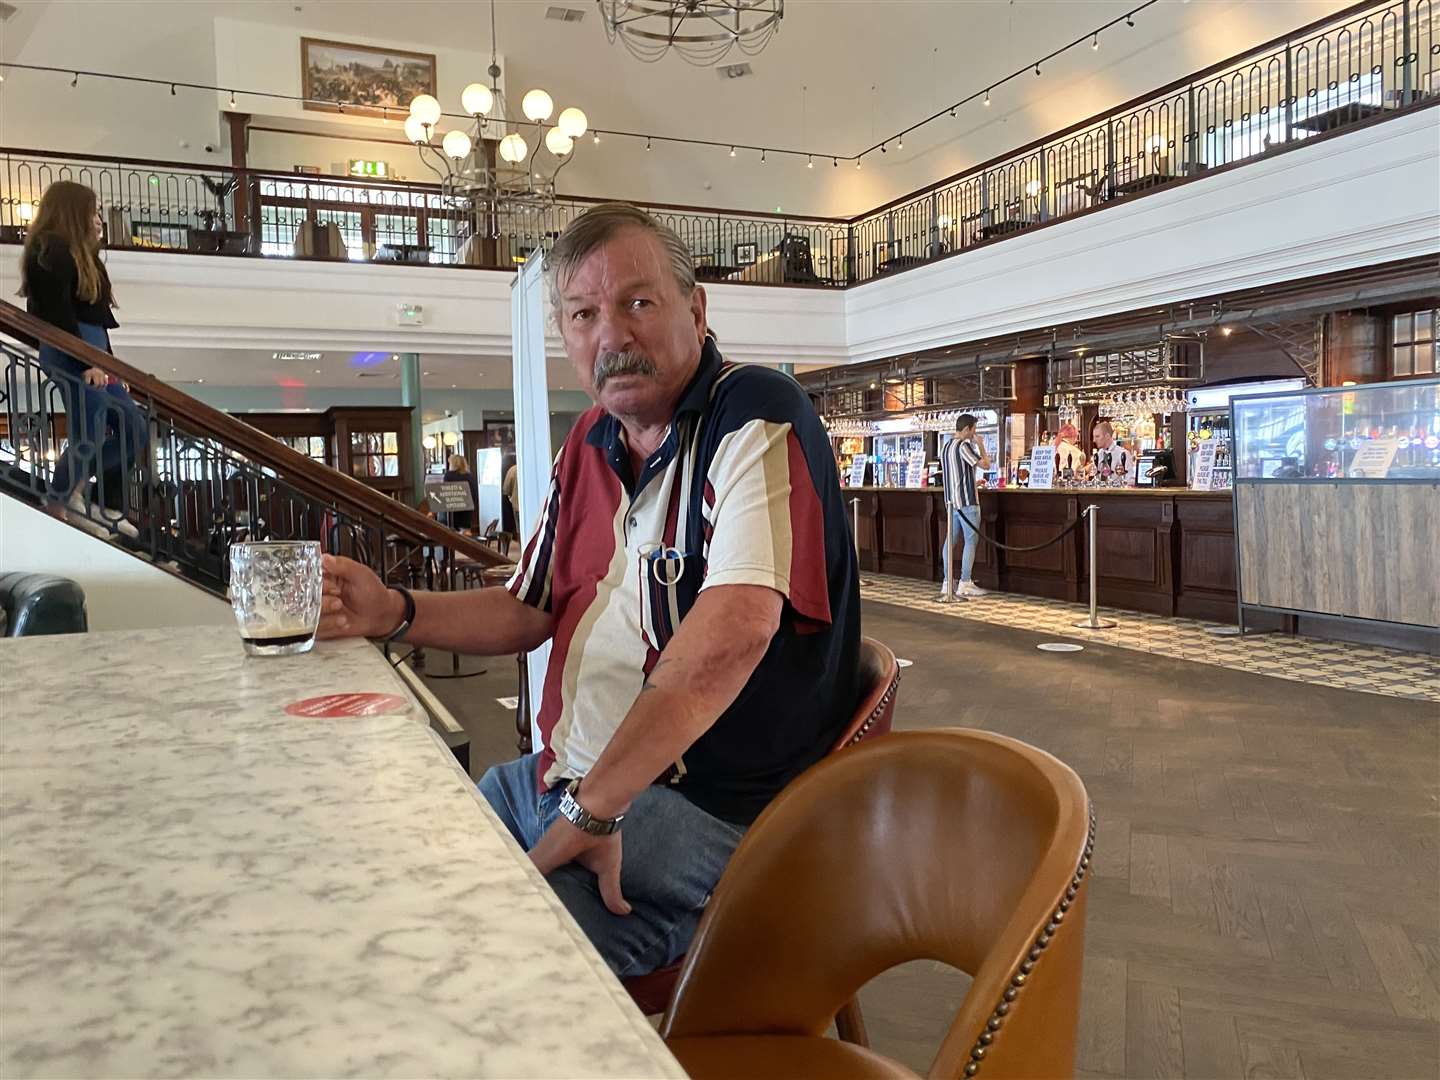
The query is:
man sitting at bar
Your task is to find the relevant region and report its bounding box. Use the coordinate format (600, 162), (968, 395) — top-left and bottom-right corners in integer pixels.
(318, 203), (860, 978)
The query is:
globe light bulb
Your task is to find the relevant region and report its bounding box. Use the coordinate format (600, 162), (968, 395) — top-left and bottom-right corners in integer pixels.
(408, 94), (442, 127)
(442, 129), (473, 160)
(461, 82), (494, 117)
(404, 115), (430, 145)
(557, 107), (588, 138)
(499, 132), (529, 163)
(545, 128), (574, 156)
(521, 88), (554, 122)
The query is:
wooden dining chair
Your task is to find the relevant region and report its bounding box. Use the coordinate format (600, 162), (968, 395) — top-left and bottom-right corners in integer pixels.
(622, 636), (901, 1035)
(659, 729), (1093, 1080)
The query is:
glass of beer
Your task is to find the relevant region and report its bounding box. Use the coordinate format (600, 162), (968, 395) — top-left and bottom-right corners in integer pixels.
(228, 541), (323, 656)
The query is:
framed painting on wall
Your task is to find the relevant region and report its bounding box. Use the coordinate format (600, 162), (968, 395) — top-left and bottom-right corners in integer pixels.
(301, 38), (437, 119)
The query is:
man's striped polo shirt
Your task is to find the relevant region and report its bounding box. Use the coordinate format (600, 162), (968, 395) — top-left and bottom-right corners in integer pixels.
(507, 339), (860, 825)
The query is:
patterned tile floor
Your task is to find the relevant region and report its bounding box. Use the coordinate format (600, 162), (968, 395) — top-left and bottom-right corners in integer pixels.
(860, 574), (1440, 704)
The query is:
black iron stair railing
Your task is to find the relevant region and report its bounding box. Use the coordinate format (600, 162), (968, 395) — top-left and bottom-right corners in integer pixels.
(0, 299), (511, 597)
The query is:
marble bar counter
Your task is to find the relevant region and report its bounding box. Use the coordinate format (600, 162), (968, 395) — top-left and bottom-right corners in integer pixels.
(0, 626), (685, 1080)
(844, 485), (1236, 620)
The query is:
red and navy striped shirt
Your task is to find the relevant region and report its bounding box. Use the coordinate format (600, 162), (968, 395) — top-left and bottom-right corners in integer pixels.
(507, 340), (860, 824)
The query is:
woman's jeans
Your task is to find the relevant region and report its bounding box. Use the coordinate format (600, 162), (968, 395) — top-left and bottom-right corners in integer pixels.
(38, 323), (149, 504)
(942, 504), (980, 585)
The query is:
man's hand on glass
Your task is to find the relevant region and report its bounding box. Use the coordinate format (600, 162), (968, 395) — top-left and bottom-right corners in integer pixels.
(317, 554), (405, 639)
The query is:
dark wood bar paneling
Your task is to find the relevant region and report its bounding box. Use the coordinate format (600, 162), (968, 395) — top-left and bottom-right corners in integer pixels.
(847, 487), (1238, 620)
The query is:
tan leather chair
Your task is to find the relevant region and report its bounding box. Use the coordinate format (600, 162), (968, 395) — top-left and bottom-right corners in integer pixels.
(661, 729), (1094, 1080)
(623, 637), (900, 1022)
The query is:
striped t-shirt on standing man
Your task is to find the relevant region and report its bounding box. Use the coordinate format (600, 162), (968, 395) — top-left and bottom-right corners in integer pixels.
(941, 435), (982, 507)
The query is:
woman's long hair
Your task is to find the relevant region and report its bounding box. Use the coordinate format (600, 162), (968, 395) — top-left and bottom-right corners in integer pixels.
(19, 180), (110, 305)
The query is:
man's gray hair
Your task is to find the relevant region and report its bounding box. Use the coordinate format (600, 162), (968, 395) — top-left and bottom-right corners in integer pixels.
(545, 202), (696, 311)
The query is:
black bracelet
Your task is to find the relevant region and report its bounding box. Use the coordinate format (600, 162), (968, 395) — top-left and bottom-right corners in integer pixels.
(382, 586), (416, 643)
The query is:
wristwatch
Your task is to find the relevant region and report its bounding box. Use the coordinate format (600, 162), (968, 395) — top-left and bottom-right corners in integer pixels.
(558, 778), (625, 835)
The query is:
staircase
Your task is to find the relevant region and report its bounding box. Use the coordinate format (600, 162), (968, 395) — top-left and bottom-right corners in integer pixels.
(0, 300), (511, 599)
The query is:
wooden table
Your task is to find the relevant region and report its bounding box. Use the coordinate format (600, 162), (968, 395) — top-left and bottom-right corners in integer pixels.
(0, 626), (684, 1080)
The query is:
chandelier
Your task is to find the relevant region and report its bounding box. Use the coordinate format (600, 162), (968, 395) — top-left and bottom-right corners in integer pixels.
(406, 0), (587, 220)
(597, 1), (784, 66)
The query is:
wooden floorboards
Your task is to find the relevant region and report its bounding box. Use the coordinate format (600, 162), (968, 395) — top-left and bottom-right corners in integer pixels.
(437, 600), (1440, 1079)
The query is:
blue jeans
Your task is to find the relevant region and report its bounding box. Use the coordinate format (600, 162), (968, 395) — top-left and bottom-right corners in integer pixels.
(39, 323), (149, 501)
(942, 505), (979, 585)
(479, 753), (745, 978)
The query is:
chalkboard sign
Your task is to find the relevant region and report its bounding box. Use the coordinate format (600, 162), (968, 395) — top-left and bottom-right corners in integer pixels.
(426, 480), (475, 513)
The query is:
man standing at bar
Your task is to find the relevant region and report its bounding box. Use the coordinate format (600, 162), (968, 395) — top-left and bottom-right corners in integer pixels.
(317, 203), (860, 979)
(940, 413), (990, 600)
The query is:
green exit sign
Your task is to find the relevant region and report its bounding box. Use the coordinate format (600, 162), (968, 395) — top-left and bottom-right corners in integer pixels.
(348, 158), (390, 178)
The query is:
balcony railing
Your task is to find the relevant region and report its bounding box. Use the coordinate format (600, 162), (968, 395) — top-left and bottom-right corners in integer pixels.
(0, 0), (1433, 288)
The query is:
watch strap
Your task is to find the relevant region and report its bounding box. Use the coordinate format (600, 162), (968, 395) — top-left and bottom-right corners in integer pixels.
(381, 586), (415, 643)
(559, 778), (625, 835)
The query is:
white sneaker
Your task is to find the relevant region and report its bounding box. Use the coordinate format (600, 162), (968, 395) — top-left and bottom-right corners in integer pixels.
(63, 491), (109, 538)
(939, 586), (965, 601)
(958, 581), (990, 598)
(103, 512), (140, 540)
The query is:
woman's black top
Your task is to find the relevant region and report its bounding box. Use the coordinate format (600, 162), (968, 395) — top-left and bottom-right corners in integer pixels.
(24, 235), (118, 336)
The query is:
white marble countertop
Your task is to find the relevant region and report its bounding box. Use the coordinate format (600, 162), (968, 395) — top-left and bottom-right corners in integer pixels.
(0, 626), (685, 1080)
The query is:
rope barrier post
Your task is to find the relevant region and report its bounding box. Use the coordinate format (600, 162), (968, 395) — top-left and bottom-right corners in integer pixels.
(940, 503), (954, 603)
(1073, 503), (1117, 630)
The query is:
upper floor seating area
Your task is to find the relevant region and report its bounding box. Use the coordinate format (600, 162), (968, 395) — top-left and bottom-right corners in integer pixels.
(2, 0), (1436, 290)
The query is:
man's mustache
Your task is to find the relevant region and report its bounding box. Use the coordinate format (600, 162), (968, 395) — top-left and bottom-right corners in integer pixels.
(594, 350), (658, 391)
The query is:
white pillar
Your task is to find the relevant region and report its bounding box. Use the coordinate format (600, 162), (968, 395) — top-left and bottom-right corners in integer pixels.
(511, 254), (553, 751)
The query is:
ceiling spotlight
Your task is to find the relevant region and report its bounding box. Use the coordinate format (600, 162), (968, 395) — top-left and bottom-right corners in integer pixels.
(855, 158), (861, 170)
(593, 133), (601, 144)
(897, 136), (904, 149)
(1092, 33), (1100, 50)
(1126, 12), (1135, 26)
(645, 137), (652, 151)
(72, 72), (79, 88)
(1221, 327), (1233, 336)
(984, 89), (992, 107)
(949, 107), (956, 117)
(229, 90), (237, 107)
(728, 145), (736, 157)
(1034, 64), (1041, 76)
(807, 155), (813, 168)
(761, 149), (766, 163)
(880, 143), (887, 154)
(170, 83), (176, 96)
(832, 157), (838, 168)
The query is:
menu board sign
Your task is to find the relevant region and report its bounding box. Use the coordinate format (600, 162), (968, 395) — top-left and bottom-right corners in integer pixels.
(848, 453), (870, 487)
(1027, 448), (1055, 489)
(1348, 436), (1400, 478)
(905, 448), (928, 488)
(1192, 441), (1218, 490)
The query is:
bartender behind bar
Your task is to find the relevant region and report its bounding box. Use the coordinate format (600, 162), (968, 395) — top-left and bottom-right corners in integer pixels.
(1091, 421), (1132, 482)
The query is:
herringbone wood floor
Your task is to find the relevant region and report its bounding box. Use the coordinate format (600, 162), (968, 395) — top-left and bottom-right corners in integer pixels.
(432, 599), (1440, 1080)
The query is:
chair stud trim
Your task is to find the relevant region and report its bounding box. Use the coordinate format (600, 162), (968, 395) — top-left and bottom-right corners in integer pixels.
(845, 668), (900, 747)
(962, 799), (1096, 1078)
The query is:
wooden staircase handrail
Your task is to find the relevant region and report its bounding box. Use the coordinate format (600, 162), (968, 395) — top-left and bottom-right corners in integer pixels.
(0, 298), (512, 568)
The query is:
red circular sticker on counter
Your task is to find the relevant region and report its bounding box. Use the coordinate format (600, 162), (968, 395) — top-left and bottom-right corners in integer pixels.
(285, 693), (410, 718)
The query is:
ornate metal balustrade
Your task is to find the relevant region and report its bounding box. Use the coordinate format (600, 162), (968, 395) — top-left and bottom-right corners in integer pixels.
(0, 0), (1432, 288)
